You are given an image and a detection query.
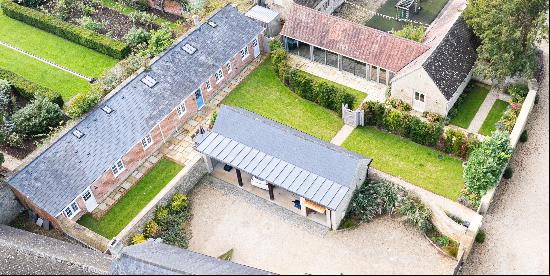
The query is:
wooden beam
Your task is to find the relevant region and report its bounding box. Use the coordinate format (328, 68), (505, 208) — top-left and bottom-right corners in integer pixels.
(236, 169), (243, 187)
(268, 183), (275, 200)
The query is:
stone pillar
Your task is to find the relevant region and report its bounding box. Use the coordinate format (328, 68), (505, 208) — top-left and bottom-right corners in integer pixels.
(325, 209), (332, 229)
(300, 197), (307, 217)
(203, 155), (213, 173)
(268, 183), (275, 200)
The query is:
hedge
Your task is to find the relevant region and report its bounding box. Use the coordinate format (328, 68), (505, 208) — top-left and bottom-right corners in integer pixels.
(0, 68), (63, 107)
(1, 0), (129, 59)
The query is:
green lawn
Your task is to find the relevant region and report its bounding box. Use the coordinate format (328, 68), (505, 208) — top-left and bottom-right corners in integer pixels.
(366, 0), (449, 32)
(223, 59), (344, 141)
(449, 82), (491, 129)
(479, 100), (509, 136)
(342, 127), (464, 200)
(0, 10), (118, 78)
(0, 46), (91, 100)
(78, 159), (183, 239)
(299, 70), (367, 109)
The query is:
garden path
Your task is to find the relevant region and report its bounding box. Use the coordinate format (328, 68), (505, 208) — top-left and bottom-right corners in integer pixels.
(330, 124), (355, 145)
(467, 89), (511, 133)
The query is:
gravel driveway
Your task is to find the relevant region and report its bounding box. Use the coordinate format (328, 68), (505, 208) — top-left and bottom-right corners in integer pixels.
(462, 42), (549, 274)
(188, 180), (455, 275)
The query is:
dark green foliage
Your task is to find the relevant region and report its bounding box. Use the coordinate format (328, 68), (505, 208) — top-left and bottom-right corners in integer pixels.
(268, 39), (283, 51)
(0, 153), (4, 167)
(475, 229), (486, 243)
(13, 0), (43, 7)
(398, 196), (434, 234)
(124, 27), (151, 48)
(150, 194), (191, 248)
(12, 97), (64, 136)
(65, 90), (101, 118)
(362, 101), (386, 127)
(503, 167), (513, 179)
(348, 180), (400, 223)
(146, 25), (173, 57)
(0, 79), (15, 116)
(508, 83), (529, 103)
(0, 68), (63, 107)
(534, 94), (539, 105)
(431, 235), (450, 247)
(1, 0), (129, 59)
(519, 130), (528, 142)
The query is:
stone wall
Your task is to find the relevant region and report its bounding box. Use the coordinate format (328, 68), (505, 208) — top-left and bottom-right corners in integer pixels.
(0, 181), (23, 225)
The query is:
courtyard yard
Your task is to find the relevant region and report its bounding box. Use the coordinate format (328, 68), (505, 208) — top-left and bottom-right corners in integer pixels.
(223, 59), (344, 141)
(479, 99), (509, 136)
(188, 180), (455, 275)
(366, 0), (449, 32)
(78, 159), (182, 239)
(342, 127), (464, 200)
(449, 82), (491, 129)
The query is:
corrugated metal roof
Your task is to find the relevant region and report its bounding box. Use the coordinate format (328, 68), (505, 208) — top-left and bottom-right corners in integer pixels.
(245, 5), (279, 23)
(194, 106), (371, 210)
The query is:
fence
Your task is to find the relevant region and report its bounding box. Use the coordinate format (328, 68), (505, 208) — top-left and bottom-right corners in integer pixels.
(342, 104), (364, 127)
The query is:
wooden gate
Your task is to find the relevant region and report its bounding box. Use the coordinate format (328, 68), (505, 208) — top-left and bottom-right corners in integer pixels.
(342, 104), (364, 127)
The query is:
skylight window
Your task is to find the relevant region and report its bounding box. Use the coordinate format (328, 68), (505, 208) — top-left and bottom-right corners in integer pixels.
(182, 43), (197, 55)
(102, 105), (113, 114)
(208, 21), (218, 28)
(141, 75), (158, 88)
(72, 129), (84, 139)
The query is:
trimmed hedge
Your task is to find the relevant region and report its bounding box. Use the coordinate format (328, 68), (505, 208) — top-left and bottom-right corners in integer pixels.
(1, 0), (129, 59)
(0, 68), (63, 107)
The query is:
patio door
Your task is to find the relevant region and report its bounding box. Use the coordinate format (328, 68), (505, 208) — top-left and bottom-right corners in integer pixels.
(81, 188), (98, 212)
(252, 36), (260, 58)
(412, 91), (426, 112)
(195, 88), (204, 110)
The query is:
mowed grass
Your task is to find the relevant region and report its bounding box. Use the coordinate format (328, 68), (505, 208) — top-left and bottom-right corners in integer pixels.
(342, 127), (464, 200)
(299, 70), (367, 109)
(0, 10), (118, 77)
(0, 46), (91, 100)
(479, 99), (509, 136)
(366, 0), (449, 32)
(223, 59), (344, 141)
(449, 82), (491, 129)
(78, 159), (183, 239)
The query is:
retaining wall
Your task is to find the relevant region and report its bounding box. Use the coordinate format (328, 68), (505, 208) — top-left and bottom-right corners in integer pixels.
(0, 181), (23, 225)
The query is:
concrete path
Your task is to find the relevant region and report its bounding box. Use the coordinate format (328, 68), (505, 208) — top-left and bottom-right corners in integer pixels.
(0, 40), (93, 82)
(1, 152), (23, 171)
(330, 124), (355, 146)
(462, 41), (549, 275)
(467, 89), (511, 133)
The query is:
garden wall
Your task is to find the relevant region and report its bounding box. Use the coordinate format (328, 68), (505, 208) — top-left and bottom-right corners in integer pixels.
(0, 181), (23, 225)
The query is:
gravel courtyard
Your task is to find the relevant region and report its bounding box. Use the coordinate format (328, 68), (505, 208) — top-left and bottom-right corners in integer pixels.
(188, 178), (455, 275)
(462, 42), (549, 274)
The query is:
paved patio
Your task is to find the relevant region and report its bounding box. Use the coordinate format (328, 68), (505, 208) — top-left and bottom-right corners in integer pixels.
(188, 178), (456, 275)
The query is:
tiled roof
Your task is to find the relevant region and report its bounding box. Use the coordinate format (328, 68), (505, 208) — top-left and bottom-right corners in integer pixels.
(7, 5), (264, 217)
(111, 240), (273, 275)
(195, 105), (371, 210)
(280, 4), (429, 72)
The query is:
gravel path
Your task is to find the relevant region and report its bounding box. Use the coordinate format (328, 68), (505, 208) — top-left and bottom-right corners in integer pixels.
(462, 42), (549, 274)
(188, 179), (455, 275)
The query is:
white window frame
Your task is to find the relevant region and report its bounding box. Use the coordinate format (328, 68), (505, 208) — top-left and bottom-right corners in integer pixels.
(240, 45), (249, 59)
(111, 158), (125, 177)
(64, 200), (81, 219)
(176, 102), (187, 118)
(226, 61), (232, 73)
(141, 133), (153, 150)
(215, 69), (224, 84)
(205, 80), (212, 91)
(415, 91), (425, 102)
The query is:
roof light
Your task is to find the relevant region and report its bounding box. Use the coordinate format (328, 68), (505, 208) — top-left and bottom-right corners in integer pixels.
(72, 129), (84, 139)
(182, 43), (197, 55)
(141, 75), (158, 88)
(102, 105), (113, 114)
(208, 21), (218, 28)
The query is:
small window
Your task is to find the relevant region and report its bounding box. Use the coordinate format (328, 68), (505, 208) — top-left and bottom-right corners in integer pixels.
(141, 134), (153, 149)
(226, 61), (232, 73)
(65, 200), (80, 219)
(82, 191), (92, 201)
(102, 105), (113, 114)
(205, 80), (212, 91)
(141, 75), (158, 88)
(64, 207), (73, 218)
(111, 158), (125, 177)
(240, 46), (249, 59)
(176, 102), (187, 118)
(182, 44), (197, 54)
(208, 21), (217, 28)
(72, 129), (84, 139)
(215, 69), (224, 83)
(415, 92), (425, 102)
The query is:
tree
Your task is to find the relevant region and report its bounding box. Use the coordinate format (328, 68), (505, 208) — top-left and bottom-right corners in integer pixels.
(12, 97), (64, 136)
(394, 24), (425, 42)
(146, 25), (174, 57)
(463, 0), (548, 81)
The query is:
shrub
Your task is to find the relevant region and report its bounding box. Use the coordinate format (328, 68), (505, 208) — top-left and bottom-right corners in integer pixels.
(398, 196), (433, 234)
(94, 54), (149, 95)
(169, 193), (188, 213)
(503, 167), (513, 179)
(154, 206), (169, 223)
(498, 104), (521, 133)
(14, 0), (44, 7)
(12, 97), (64, 136)
(128, 11), (157, 28)
(348, 180), (401, 223)
(79, 16), (104, 32)
(65, 90), (101, 118)
(0, 119), (23, 147)
(82, 4), (96, 16)
(146, 25), (173, 57)
(159, 212), (190, 248)
(0, 68), (63, 107)
(1, 0), (129, 59)
(0, 79), (14, 115)
(394, 24), (425, 42)
(464, 131), (512, 206)
(431, 235), (450, 247)
(475, 229), (486, 243)
(362, 101), (386, 127)
(519, 130), (528, 142)
(269, 39), (283, 51)
(124, 27), (151, 48)
(534, 94), (539, 105)
(130, 233), (146, 245)
(508, 83), (529, 104)
(386, 97), (411, 112)
(444, 129), (465, 156)
(423, 112), (444, 124)
(271, 49), (288, 78)
(143, 220), (160, 238)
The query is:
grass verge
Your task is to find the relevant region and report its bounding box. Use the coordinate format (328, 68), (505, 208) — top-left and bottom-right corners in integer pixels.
(479, 99), (509, 136)
(449, 82), (491, 129)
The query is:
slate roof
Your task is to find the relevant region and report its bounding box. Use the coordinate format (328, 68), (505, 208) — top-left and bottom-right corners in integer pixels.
(111, 240), (273, 275)
(195, 105), (371, 210)
(280, 4), (429, 72)
(8, 5), (264, 217)
(422, 17), (478, 99)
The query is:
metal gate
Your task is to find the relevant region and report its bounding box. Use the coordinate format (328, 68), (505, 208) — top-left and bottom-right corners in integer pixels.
(342, 104), (364, 127)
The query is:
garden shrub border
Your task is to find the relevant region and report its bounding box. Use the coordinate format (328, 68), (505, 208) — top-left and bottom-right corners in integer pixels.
(1, 0), (130, 59)
(0, 68), (63, 107)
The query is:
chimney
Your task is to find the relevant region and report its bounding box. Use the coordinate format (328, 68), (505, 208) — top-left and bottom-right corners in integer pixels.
(193, 15), (201, 27)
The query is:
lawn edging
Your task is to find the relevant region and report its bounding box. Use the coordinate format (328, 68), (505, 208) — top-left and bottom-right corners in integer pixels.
(113, 156), (207, 246)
